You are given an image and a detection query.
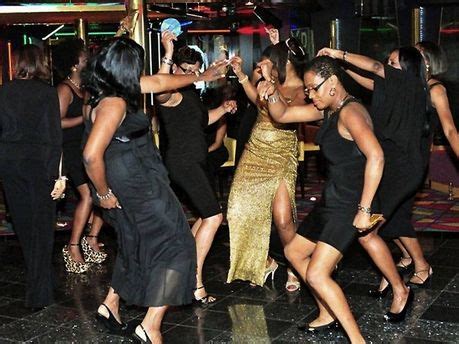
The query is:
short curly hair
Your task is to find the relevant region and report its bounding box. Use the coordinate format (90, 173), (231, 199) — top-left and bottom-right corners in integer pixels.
(305, 56), (343, 82)
(52, 38), (85, 82)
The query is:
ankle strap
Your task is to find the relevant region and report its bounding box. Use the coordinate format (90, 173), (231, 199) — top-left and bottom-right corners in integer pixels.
(86, 235), (98, 238)
(68, 243), (80, 247)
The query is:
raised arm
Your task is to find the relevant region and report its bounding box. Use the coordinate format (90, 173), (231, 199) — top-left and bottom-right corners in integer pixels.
(82, 97), (126, 210)
(318, 47), (385, 79)
(346, 69), (374, 91)
(431, 83), (459, 157)
(155, 31), (177, 104)
(140, 60), (228, 94)
(229, 56), (258, 104)
(339, 103), (384, 229)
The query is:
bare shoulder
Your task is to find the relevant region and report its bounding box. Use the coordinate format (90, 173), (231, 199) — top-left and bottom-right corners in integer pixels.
(340, 101), (372, 127)
(95, 97), (126, 117)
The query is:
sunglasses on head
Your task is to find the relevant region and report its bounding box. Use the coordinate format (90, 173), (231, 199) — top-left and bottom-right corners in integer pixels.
(285, 37), (306, 57)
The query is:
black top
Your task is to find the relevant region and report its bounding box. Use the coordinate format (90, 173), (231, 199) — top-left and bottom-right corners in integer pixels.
(158, 89), (208, 163)
(62, 84), (84, 144)
(371, 65), (428, 166)
(429, 81), (449, 146)
(316, 97), (366, 208)
(0, 79), (62, 161)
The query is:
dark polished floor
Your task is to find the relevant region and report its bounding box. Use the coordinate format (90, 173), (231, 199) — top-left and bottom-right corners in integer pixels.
(0, 225), (458, 343)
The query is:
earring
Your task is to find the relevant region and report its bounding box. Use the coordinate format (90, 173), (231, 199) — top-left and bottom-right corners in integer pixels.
(329, 87), (336, 96)
(71, 66), (78, 73)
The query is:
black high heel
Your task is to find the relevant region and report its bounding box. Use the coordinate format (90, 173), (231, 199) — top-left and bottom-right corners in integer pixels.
(384, 288), (414, 323)
(96, 304), (128, 334)
(298, 319), (339, 332)
(368, 283), (390, 299)
(133, 324), (152, 343)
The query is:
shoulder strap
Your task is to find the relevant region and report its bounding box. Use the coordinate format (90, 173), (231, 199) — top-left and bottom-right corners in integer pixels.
(429, 81), (443, 90)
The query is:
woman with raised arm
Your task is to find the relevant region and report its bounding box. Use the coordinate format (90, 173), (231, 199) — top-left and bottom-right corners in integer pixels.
(226, 39), (306, 288)
(82, 37), (226, 343)
(318, 46), (430, 321)
(155, 32), (237, 305)
(258, 55), (383, 343)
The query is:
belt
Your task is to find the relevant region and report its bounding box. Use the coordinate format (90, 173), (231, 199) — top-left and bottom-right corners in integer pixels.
(114, 128), (150, 143)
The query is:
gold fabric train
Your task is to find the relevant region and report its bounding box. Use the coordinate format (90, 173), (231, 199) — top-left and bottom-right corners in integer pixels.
(227, 104), (298, 286)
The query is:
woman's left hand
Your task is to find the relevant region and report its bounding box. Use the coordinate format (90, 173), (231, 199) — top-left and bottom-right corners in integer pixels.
(317, 47), (343, 59)
(223, 100), (237, 114)
(353, 211), (371, 233)
(257, 59), (274, 81)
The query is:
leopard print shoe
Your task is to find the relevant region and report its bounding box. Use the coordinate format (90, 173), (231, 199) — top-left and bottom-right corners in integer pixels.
(81, 236), (107, 264)
(62, 245), (89, 274)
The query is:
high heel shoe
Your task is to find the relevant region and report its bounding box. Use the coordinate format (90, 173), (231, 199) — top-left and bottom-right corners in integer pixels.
(264, 259), (279, 284)
(96, 304), (128, 334)
(396, 256), (413, 274)
(368, 283), (390, 299)
(133, 324), (152, 343)
(408, 266), (433, 287)
(285, 270), (301, 292)
(62, 245), (89, 274)
(81, 236), (107, 264)
(298, 320), (339, 332)
(384, 288), (414, 323)
(193, 285), (216, 305)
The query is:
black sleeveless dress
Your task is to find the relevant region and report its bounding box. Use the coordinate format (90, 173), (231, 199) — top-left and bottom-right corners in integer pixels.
(158, 89), (221, 218)
(62, 84), (87, 187)
(84, 111), (196, 307)
(297, 98), (366, 253)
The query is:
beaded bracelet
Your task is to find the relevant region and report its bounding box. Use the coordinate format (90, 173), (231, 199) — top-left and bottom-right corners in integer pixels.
(268, 93), (280, 103)
(357, 204), (371, 214)
(97, 188), (114, 201)
(161, 56), (173, 66)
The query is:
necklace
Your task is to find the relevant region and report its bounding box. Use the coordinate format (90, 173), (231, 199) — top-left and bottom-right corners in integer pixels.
(329, 94), (352, 116)
(67, 76), (81, 90)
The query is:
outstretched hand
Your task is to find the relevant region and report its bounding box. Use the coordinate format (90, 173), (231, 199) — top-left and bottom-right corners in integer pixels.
(265, 27), (280, 45)
(199, 60), (229, 82)
(222, 100), (237, 114)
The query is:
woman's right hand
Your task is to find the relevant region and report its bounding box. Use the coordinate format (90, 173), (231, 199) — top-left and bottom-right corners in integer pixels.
(199, 60), (229, 82)
(99, 194), (122, 210)
(317, 47), (343, 59)
(257, 59), (274, 81)
(229, 56), (244, 77)
(161, 30), (177, 57)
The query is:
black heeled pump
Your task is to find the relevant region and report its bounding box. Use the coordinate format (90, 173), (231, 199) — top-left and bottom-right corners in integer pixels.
(96, 304), (128, 334)
(368, 284), (390, 299)
(384, 288), (414, 323)
(298, 319), (339, 332)
(133, 324), (152, 343)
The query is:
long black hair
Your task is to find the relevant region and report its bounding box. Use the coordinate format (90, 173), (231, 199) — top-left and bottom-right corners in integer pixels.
(269, 37), (307, 84)
(83, 37), (144, 114)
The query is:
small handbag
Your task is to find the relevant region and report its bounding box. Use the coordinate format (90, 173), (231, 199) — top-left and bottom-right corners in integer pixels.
(50, 153), (68, 200)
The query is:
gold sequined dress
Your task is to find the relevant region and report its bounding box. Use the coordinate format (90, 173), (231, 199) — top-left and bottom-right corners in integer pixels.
(227, 102), (298, 286)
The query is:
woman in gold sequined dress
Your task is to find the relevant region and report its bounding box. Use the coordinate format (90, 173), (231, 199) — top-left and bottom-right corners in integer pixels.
(227, 39), (306, 287)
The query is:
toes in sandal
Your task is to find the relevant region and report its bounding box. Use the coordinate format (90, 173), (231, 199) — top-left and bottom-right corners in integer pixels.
(285, 270), (301, 292)
(193, 285), (216, 305)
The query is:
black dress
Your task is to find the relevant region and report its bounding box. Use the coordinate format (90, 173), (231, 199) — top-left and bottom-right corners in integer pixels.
(84, 111), (196, 307)
(158, 89), (221, 218)
(297, 98), (366, 253)
(62, 84), (87, 187)
(371, 66), (429, 239)
(0, 79), (62, 308)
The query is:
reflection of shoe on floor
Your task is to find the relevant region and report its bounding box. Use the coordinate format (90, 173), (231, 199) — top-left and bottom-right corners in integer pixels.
(56, 221), (68, 228)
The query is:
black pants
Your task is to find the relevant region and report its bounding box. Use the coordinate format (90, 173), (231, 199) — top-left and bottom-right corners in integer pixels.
(0, 159), (56, 308)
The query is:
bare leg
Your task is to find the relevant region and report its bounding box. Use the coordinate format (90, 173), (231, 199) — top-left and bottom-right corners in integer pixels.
(399, 236), (431, 283)
(272, 181), (296, 246)
(100, 287), (122, 323)
(193, 214), (223, 300)
(68, 183), (93, 263)
(138, 306), (168, 343)
(358, 231), (409, 313)
(86, 210), (105, 252)
(307, 242), (364, 344)
(394, 239), (411, 264)
(272, 181), (300, 290)
(285, 235), (335, 325)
